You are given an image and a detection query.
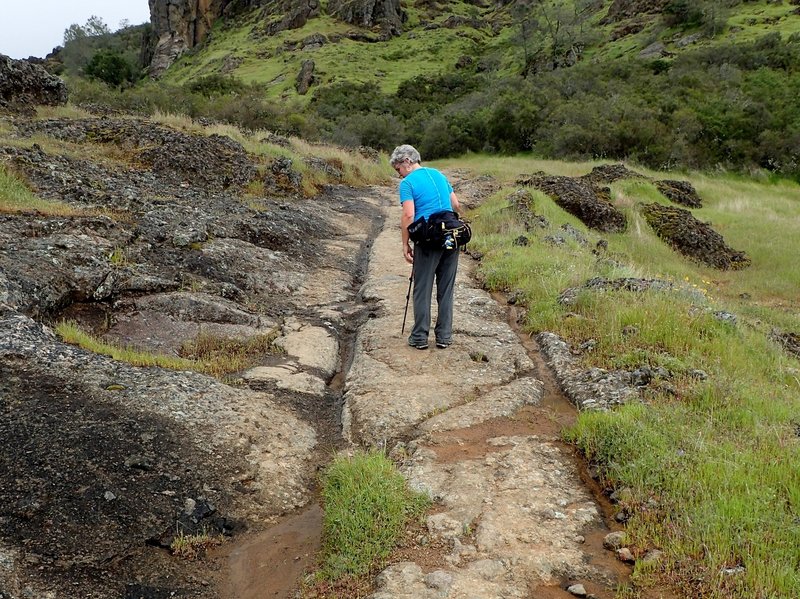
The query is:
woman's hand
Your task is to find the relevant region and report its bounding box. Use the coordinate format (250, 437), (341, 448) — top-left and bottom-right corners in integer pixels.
(403, 242), (414, 264)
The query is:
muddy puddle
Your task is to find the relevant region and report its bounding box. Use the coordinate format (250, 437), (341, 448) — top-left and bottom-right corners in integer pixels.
(218, 503), (323, 599)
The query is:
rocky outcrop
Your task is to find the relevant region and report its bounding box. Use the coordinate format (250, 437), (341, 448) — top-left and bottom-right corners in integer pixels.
(328, 0), (405, 35)
(517, 173), (627, 233)
(1, 112), (385, 596)
(602, 0), (669, 23)
(296, 59), (315, 94)
(640, 203), (750, 269)
(259, 0), (321, 36)
(655, 179), (703, 208)
(147, 0), (404, 75)
(148, 0), (233, 77)
(17, 118), (258, 190)
(0, 54), (66, 114)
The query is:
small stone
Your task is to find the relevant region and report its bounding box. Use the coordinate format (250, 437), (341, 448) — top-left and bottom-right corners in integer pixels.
(621, 325), (639, 336)
(124, 455), (152, 470)
(689, 369), (709, 380)
(630, 367), (652, 386)
(104, 491), (116, 501)
(618, 547), (635, 563)
(567, 583), (587, 597)
(713, 311), (736, 324)
(653, 366), (671, 379)
(603, 531), (625, 550)
(424, 570), (453, 591)
(609, 487), (633, 504)
(642, 549), (664, 564)
(574, 535), (585, 544)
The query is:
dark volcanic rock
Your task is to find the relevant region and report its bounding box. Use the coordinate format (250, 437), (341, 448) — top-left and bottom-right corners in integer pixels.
(17, 118), (258, 190)
(1, 111), (385, 597)
(770, 329), (800, 358)
(558, 276), (677, 306)
(0, 54), (66, 114)
(507, 188), (541, 231)
(517, 174), (627, 233)
(0, 306), (314, 598)
(328, 0), (406, 35)
(296, 59), (316, 94)
(0, 214), (133, 317)
(581, 163), (647, 185)
(537, 331), (640, 411)
(640, 203), (750, 269)
(655, 179), (703, 208)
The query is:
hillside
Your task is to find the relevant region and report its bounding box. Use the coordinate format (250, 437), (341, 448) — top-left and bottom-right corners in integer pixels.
(156, 0), (799, 97)
(60, 0), (800, 180)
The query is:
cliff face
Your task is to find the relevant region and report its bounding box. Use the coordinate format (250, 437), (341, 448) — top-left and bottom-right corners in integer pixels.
(148, 0), (236, 77)
(148, 0), (405, 76)
(328, 0), (405, 36)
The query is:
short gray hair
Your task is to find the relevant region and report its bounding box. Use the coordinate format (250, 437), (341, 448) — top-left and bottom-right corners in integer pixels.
(390, 144), (421, 166)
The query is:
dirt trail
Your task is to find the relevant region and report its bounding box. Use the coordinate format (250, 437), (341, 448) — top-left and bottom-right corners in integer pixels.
(214, 179), (630, 598)
(336, 184), (629, 597)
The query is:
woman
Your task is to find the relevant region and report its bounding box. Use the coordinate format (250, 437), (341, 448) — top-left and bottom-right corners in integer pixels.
(390, 144), (462, 350)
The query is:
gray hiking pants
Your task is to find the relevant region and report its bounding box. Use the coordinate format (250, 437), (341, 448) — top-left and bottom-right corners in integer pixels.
(409, 244), (459, 346)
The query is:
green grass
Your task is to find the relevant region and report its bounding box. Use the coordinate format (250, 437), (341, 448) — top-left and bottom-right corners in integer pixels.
(317, 450), (430, 581)
(462, 156), (800, 597)
(0, 165), (88, 216)
(56, 321), (283, 377)
(170, 528), (222, 559)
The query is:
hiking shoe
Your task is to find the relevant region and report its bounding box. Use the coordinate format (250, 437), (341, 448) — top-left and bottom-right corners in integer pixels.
(408, 341), (429, 350)
(435, 340), (452, 349)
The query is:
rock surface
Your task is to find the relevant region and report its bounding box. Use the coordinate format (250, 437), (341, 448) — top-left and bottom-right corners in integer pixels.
(517, 173), (627, 233)
(0, 54), (66, 113)
(641, 202), (751, 269)
(0, 113), (384, 597)
(2, 111), (632, 596)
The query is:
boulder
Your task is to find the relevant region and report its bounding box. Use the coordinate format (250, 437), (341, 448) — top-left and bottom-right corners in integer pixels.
(296, 59), (316, 95)
(517, 174), (627, 233)
(0, 54), (66, 113)
(640, 203), (750, 269)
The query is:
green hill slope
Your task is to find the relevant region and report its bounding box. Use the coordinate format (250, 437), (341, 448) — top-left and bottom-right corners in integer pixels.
(68, 0), (800, 179)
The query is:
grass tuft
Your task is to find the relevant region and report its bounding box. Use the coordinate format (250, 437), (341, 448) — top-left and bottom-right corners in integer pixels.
(0, 165), (88, 216)
(170, 528), (222, 560)
(317, 450), (430, 582)
(56, 321), (283, 377)
(179, 330), (284, 375)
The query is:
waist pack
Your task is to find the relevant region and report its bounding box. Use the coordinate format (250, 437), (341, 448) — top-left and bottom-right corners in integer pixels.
(408, 210), (472, 251)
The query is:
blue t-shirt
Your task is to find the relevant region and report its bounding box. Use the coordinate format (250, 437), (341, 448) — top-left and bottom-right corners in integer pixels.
(399, 167), (453, 220)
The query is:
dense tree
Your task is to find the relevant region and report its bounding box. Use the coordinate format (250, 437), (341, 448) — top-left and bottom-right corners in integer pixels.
(84, 50), (135, 87)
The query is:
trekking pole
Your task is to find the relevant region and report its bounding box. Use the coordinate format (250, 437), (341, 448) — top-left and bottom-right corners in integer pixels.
(401, 265), (414, 335)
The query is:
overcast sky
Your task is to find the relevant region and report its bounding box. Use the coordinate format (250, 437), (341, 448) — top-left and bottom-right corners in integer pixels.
(1, 1), (152, 59)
